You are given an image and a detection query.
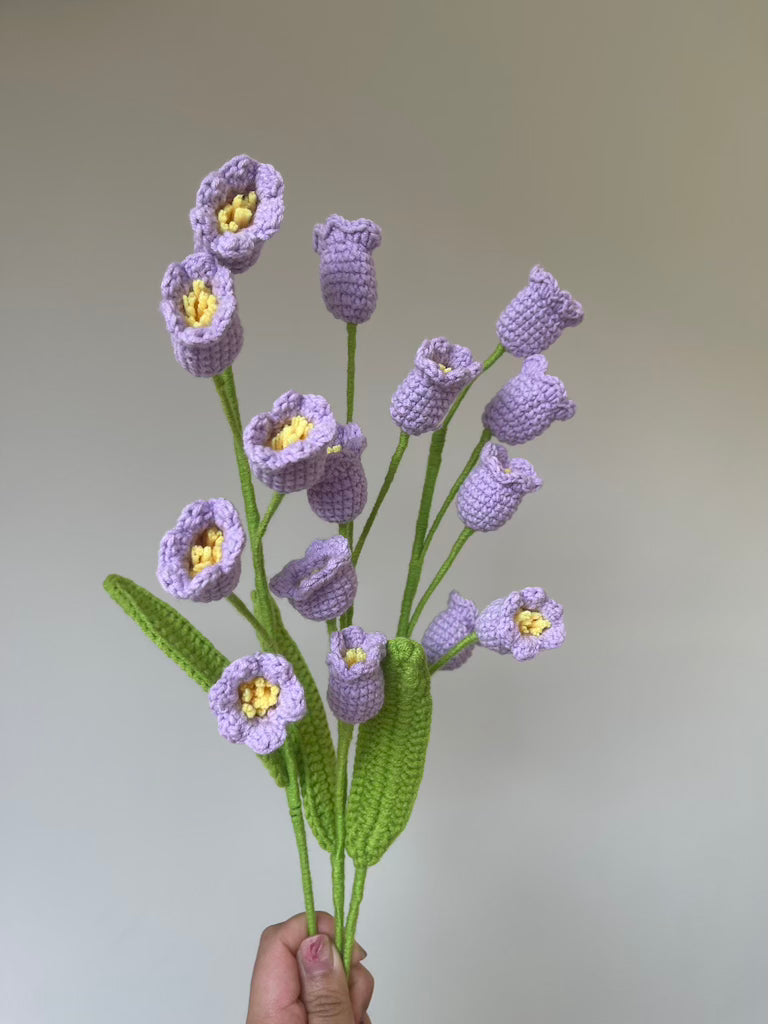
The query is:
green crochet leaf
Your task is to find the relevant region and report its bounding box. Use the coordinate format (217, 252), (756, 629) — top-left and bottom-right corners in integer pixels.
(104, 574), (287, 787)
(345, 638), (433, 867)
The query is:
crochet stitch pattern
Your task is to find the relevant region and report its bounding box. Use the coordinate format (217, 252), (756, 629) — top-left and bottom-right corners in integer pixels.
(104, 151), (586, 987)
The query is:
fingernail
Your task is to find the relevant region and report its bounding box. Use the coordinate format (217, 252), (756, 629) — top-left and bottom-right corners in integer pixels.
(357, 943), (368, 960)
(299, 934), (333, 975)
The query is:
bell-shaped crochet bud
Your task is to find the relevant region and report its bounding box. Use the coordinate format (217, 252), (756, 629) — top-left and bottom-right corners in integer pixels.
(390, 338), (482, 436)
(269, 536), (357, 622)
(482, 355), (576, 445)
(422, 590), (478, 671)
(456, 443), (541, 532)
(327, 626), (388, 724)
(307, 423), (368, 523)
(313, 215), (382, 324)
(496, 266), (583, 357)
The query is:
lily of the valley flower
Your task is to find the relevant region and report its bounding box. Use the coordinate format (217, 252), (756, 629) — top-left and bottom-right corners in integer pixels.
(496, 265), (583, 357)
(157, 498), (245, 602)
(475, 588), (565, 660)
(456, 443), (541, 532)
(422, 590), (478, 671)
(483, 354), (576, 445)
(313, 215), (382, 324)
(307, 423), (368, 523)
(327, 625), (388, 723)
(244, 391), (337, 493)
(390, 338), (482, 436)
(269, 536), (357, 621)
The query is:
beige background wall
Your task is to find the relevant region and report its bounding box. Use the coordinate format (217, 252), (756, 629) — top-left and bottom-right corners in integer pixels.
(2, 1), (766, 1022)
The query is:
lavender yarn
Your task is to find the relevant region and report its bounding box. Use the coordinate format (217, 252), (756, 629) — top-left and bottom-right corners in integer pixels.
(421, 590), (478, 671)
(483, 355), (576, 445)
(476, 588), (565, 660)
(307, 423), (368, 523)
(496, 266), (583, 357)
(157, 498), (245, 602)
(269, 536), (357, 622)
(456, 443), (542, 532)
(313, 215), (381, 324)
(190, 155), (285, 274)
(390, 338), (483, 436)
(160, 253), (243, 377)
(243, 391), (337, 493)
(326, 626), (388, 724)
(208, 653), (306, 755)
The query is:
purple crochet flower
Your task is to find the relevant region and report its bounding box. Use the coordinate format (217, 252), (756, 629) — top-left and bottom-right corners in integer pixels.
(313, 215), (382, 324)
(269, 536), (357, 622)
(190, 155), (285, 274)
(421, 590), (478, 671)
(456, 443), (542, 532)
(157, 498), (245, 602)
(496, 266), (583, 357)
(390, 338), (483, 436)
(306, 423), (368, 523)
(483, 355), (576, 445)
(326, 626), (388, 724)
(159, 252), (243, 377)
(476, 588), (565, 660)
(243, 391), (337, 493)
(209, 653), (306, 755)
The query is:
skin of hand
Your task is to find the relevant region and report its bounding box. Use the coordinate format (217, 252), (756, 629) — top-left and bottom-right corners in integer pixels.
(246, 911), (374, 1024)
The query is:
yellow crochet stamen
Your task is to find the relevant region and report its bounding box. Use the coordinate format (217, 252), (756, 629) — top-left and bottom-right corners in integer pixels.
(327, 444), (342, 454)
(437, 363), (452, 374)
(182, 279), (218, 328)
(344, 647), (367, 667)
(239, 677), (280, 719)
(189, 526), (224, 576)
(217, 191), (259, 234)
(514, 609), (551, 637)
(270, 416), (314, 451)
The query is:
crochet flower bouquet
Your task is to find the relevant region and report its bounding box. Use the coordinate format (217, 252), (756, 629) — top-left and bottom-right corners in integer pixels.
(104, 154), (584, 973)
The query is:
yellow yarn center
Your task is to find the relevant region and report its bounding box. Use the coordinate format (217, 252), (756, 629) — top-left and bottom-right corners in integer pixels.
(514, 609), (551, 636)
(344, 648), (367, 667)
(270, 416), (314, 451)
(239, 678), (280, 719)
(437, 363), (452, 373)
(217, 192), (258, 233)
(182, 279), (219, 327)
(189, 527), (224, 576)
(327, 444), (342, 454)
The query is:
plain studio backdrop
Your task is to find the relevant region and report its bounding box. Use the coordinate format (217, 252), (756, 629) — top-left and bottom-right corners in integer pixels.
(1, 2), (766, 1022)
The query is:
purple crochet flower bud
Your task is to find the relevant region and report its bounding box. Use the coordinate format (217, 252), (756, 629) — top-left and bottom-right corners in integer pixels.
(476, 587), (565, 661)
(390, 338), (483, 436)
(157, 498), (245, 602)
(243, 391), (337, 493)
(313, 215), (382, 324)
(422, 590), (478, 671)
(160, 253), (243, 377)
(306, 423), (368, 523)
(269, 536), (357, 622)
(483, 355), (576, 445)
(496, 266), (583, 357)
(326, 626), (388, 724)
(209, 652), (306, 755)
(190, 155), (285, 274)
(456, 443), (541, 532)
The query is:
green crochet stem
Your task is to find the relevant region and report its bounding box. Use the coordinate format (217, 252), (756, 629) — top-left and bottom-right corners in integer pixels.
(227, 594), (271, 646)
(332, 721), (354, 951)
(353, 431), (410, 567)
(346, 322), (357, 423)
(422, 427), (491, 555)
(407, 527), (475, 636)
(256, 492), (285, 543)
(284, 735), (317, 936)
(429, 631), (479, 673)
(326, 618), (338, 639)
(343, 864), (368, 976)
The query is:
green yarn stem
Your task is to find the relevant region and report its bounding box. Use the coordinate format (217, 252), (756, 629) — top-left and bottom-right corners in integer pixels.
(227, 594), (271, 646)
(422, 427), (491, 556)
(256, 492), (284, 543)
(429, 631), (479, 673)
(332, 721), (354, 952)
(284, 736), (317, 937)
(407, 527), (475, 636)
(326, 618), (338, 639)
(343, 864), (368, 976)
(345, 322), (357, 423)
(396, 427), (448, 636)
(353, 432), (410, 567)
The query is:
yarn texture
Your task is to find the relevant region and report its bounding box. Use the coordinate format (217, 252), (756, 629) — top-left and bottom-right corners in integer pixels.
(496, 265), (583, 357)
(270, 536), (357, 621)
(483, 354), (576, 445)
(307, 423), (368, 523)
(327, 626), (388, 724)
(456, 443), (542, 532)
(476, 587), (565, 660)
(157, 498), (245, 602)
(313, 215), (381, 324)
(422, 590), (478, 670)
(390, 338), (482, 436)
(244, 391), (337, 493)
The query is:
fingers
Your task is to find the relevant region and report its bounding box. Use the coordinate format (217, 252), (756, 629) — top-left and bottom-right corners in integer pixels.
(349, 963), (375, 1024)
(258, 911), (367, 962)
(297, 933), (355, 1024)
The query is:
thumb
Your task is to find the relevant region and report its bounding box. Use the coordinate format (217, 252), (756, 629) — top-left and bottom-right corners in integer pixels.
(297, 933), (354, 1024)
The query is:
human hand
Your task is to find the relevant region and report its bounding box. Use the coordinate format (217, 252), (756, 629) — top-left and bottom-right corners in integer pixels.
(246, 911), (374, 1024)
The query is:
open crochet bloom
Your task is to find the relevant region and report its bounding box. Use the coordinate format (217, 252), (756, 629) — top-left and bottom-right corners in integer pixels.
(190, 155), (285, 274)
(483, 354), (576, 445)
(421, 590), (478, 671)
(209, 653), (307, 754)
(269, 536), (357, 621)
(160, 252), (243, 377)
(476, 588), (565, 660)
(157, 498), (245, 602)
(496, 266), (583, 357)
(243, 391), (337, 493)
(390, 338), (483, 436)
(307, 423), (368, 523)
(456, 443), (542, 532)
(327, 626), (388, 724)
(313, 215), (382, 324)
